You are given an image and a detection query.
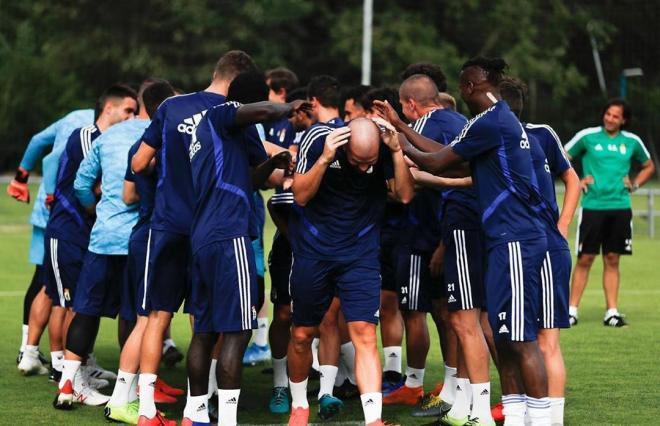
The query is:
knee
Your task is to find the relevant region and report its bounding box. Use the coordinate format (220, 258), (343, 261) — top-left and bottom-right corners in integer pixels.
(349, 323), (377, 349)
(449, 312), (477, 337)
(538, 335), (561, 358)
(274, 305), (291, 324)
(603, 253), (620, 268)
(290, 327), (314, 350)
(576, 254), (596, 268)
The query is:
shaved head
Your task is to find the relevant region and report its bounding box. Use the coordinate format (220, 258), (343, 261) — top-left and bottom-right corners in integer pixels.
(346, 118), (380, 172)
(399, 74), (440, 106)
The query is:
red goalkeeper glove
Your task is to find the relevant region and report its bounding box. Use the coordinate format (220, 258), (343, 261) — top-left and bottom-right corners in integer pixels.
(7, 167), (30, 203)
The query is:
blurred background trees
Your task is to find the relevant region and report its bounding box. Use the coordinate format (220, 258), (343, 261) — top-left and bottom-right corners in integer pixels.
(1, 0), (658, 169)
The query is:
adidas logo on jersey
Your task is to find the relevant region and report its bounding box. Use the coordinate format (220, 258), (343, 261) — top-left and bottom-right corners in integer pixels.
(189, 140), (201, 161)
(177, 112), (206, 135)
(448, 295), (456, 303)
(499, 325), (509, 334)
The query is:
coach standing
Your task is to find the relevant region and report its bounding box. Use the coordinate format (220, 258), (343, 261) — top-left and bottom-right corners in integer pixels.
(565, 99), (654, 327)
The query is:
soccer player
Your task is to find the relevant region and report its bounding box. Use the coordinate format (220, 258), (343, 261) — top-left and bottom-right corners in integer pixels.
(343, 85), (372, 122)
(286, 117), (414, 426)
(104, 80), (179, 424)
(565, 99), (654, 327)
(53, 84), (143, 409)
(8, 108), (94, 371)
(130, 50), (257, 425)
(184, 71), (307, 426)
(18, 84), (137, 379)
(382, 57), (552, 425)
(499, 76), (581, 426)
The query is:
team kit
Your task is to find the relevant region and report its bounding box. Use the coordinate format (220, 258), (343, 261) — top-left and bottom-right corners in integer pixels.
(7, 50), (649, 426)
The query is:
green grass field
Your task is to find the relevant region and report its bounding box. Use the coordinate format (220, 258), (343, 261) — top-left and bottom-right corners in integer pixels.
(1, 185), (659, 425)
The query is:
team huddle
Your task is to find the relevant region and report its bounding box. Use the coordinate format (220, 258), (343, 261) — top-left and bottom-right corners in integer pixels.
(7, 49), (652, 426)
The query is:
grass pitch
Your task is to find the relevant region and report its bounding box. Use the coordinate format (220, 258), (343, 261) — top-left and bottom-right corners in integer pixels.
(0, 185), (659, 425)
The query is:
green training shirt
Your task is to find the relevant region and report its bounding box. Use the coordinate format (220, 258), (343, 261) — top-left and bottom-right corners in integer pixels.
(565, 126), (650, 210)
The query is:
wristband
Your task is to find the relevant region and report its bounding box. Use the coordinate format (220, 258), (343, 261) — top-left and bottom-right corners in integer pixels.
(14, 167), (29, 184)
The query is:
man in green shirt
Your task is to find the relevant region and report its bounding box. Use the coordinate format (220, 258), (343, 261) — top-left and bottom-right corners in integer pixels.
(565, 98), (655, 327)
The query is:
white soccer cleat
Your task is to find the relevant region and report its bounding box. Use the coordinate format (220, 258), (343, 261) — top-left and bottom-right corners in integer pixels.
(86, 354), (118, 380)
(74, 384), (111, 406)
(17, 349), (49, 376)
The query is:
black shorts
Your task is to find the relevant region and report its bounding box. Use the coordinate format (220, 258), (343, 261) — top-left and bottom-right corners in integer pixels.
(269, 233), (293, 306)
(577, 208), (632, 256)
(380, 238), (398, 293)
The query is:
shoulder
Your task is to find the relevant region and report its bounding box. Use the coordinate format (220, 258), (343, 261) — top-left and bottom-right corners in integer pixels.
(620, 130), (644, 144)
(572, 126), (601, 141)
(525, 122), (562, 146)
(300, 124), (332, 147)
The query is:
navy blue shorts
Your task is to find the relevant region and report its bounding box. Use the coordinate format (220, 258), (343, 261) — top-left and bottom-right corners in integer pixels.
(191, 237), (258, 333)
(43, 237), (85, 308)
(539, 249), (571, 329)
(144, 229), (190, 313)
(73, 252), (127, 318)
(395, 247), (433, 312)
(444, 228), (486, 311)
(487, 238), (547, 342)
(269, 233), (293, 306)
(289, 255), (381, 326)
(122, 235), (150, 322)
(379, 236), (398, 292)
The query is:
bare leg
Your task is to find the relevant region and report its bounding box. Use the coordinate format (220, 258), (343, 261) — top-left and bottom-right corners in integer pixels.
(602, 253), (620, 310)
(347, 321), (381, 394)
(537, 329), (565, 397)
(569, 254), (596, 308)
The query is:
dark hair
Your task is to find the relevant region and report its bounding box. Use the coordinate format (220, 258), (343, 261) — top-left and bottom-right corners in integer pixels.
(266, 67), (299, 94)
(401, 63), (448, 92)
(499, 76), (527, 117)
(94, 83), (137, 120)
(214, 50), (257, 81)
(307, 75), (341, 109)
(343, 85), (372, 107)
(602, 98), (632, 126)
(286, 86), (308, 102)
(142, 80), (175, 118)
(227, 71), (269, 104)
(462, 56), (508, 85)
(361, 87), (404, 120)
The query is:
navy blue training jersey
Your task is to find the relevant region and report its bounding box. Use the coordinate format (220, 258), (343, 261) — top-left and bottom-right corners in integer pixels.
(526, 123), (571, 251)
(141, 91), (226, 235)
(449, 101), (545, 249)
(45, 125), (101, 248)
(290, 123), (394, 260)
(189, 101), (268, 253)
(125, 140), (157, 239)
(263, 117), (295, 148)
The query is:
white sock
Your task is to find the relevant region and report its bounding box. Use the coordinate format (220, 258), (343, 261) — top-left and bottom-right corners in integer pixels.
(59, 359), (81, 390)
(447, 378), (471, 419)
(503, 394), (527, 425)
(138, 373), (158, 418)
(289, 378), (309, 409)
(340, 342), (356, 384)
(311, 338), (320, 371)
(549, 397), (565, 426)
(527, 396), (551, 426)
(360, 392), (382, 423)
(128, 373), (138, 401)
(163, 338), (176, 353)
(183, 379), (194, 419)
(254, 317), (269, 347)
(51, 350), (64, 371)
(218, 389), (240, 426)
(404, 366), (424, 388)
(605, 308), (619, 319)
(25, 344), (39, 355)
(383, 346), (402, 373)
(20, 324), (29, 352)
(439, 364), (457, 404)
(470, 382), (494, 423)
(188, 394), (210, 423)
(109, 370), (136, 406)
(335, 361), (348, 386)
(568, 306), (578, 318)
(208, 358), (218, 397)
(273, 356), (288, 388)
(318, 365), (338, 399)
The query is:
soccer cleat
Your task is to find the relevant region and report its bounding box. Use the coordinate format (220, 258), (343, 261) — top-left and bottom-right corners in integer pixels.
(383, 384), (424, 406)
(308, 367), (320, 380)
(156, 377), (185, 396)
(208, 395), (218, 424)
(333, 378), (359, 400)
(161, 345), (184, 368)
(431, 382), (444, 396)
(438, 413), (470, 426)
(154, 388), (178, 404)
(382, 371), (405, 395)
(318, 394), (343, 420)
(86, 354), (118, 380)
(411, 393), (452, 417)
(465, 417), (496, 426)
(73, 384), (111, 406)
(137, 413), (177, 426)
(569, 314), (578, 326)
(50, 367), (62, 383)
(269, 386), (290, 414)
(491, 402), (504, 422)
(104, 399), (139, 424)
(79, 366), (109, 390)
(53, 380), (75, 410)
(17, 349), (49, 376)
(242, 342), (271, 365)
(604, 313), (627, 327)
(288, 406), (310, 426)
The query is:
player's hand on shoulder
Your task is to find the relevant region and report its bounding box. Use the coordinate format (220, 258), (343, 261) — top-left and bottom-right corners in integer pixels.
(320, 127), (351, 165)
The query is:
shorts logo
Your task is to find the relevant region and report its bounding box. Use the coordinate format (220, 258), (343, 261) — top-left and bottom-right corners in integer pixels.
(498, 324), (509, 334)
(64, 289), (71, 302)
(625, 239), (632, 252)
(448, 295), (456, 303)
(401, 296), (407, 304)
(252, 306), (257, 320)
(374, 309), (380, 318)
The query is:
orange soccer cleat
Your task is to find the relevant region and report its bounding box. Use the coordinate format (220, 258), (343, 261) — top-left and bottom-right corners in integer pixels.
(383, 384), (424, 406)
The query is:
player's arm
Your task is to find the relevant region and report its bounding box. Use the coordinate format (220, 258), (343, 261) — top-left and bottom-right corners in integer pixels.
(267, 197), (291, 238)
(410, 168), (472, 188)
(131, 142), (157, 175)
(401, 140), (463, 175)
(557, 167), (580, 238)
(632, 159), (655, 189)
(374, 117), (414, 204)
(372, 99), (444, 153)
(293, 127), (350, 206)
(74, 142), (101, 215)
(123, 180), (139, 205)
(252, 151), (292, 189)
(235, 100), (312, 128)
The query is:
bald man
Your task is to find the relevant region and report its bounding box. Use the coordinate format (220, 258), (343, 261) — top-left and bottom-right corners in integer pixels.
(286, 118), (414, 426)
